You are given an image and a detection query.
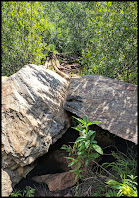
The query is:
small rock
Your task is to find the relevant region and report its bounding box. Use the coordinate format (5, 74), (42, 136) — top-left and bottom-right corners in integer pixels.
(32, 171), (78, 191)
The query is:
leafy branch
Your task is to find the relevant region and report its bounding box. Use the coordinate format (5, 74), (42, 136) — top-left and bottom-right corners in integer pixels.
(61, 113), (103, 180)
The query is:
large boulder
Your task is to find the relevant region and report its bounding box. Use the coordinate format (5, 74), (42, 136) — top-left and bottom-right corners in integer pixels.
(64, 75), (137, 144)
(2, 64), (70, 195)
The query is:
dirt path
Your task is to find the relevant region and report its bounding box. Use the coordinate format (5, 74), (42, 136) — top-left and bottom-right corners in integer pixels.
(55, 52), (82, 75)
(44, 52), (83, 79)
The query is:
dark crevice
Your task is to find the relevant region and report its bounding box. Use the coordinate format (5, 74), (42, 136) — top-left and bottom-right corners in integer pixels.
(12, 112), (137, 197)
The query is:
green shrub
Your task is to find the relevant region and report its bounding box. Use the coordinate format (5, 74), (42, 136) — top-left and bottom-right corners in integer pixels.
(61, 114), (103, 181)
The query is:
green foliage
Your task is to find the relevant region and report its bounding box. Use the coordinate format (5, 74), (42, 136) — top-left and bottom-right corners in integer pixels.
(105, 175), (138, 197)
(61, 114), (103, 180)
(22, 186), (35, 197)
(2, 1), (137, 84)
(10, 189), (22, 197)
(58, 58), (63, 64)
(80, 2), (137, 84)
(1, 1), (48, 76)
(105, 189), (118, 197)
(91, 147), (138, 197)
(93, 187), (118, 197)
(100, 148), (137, 178)
(103, 149), (138, 196)
(11, 186), (35, 197)
(44, 44), (57, 56)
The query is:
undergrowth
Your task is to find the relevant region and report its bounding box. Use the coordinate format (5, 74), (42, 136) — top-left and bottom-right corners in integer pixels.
(10, 114), (138, 197)
(64, 114), (138, 197)
(10, 186), (35, 197)
(61, 114), (103, 181)
(71, 144), (138, 197)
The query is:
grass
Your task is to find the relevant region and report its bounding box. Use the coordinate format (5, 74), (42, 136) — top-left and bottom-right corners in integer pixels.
(10, 143), (137, 197)
(70, 143), (138, 197)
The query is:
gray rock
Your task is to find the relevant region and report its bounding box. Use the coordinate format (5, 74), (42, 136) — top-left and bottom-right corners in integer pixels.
(64, 75), (137, 144)
(2, 64), (70, 195)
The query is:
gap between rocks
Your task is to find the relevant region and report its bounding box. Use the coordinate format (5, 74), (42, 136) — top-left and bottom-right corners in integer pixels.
(12, 112), (137, 197)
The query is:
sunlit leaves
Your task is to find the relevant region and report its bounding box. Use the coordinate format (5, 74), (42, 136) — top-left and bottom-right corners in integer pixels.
(81, 1), (137, 84)
(2, 1), (48, 76)
(2, 1), (137, 84)
(92, 144), (103, 155)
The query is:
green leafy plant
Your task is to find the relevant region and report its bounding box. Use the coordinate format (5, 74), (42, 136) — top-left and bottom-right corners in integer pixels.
(45, 44), (57, 56)
(105, 189), (118, 197)
(10, 189), (22, 197)
(105, 175), (138, 197)
(61, 114), (103, 181)
(93, 146), (138, 197)
(11, 186), (35, 197)
(58, 58), (63, 64)
(100, 149), (137, 179)
(23, 186), (35, 197)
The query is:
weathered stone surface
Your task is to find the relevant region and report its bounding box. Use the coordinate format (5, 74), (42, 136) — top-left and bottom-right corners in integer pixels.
(2, 169), (13, 197)
(2, 76), (8, 82)
(3, 161), (37, 188)
(2, 64), (70, 195)
(32, 171), (78, 191)
(64, 75), (137, 144)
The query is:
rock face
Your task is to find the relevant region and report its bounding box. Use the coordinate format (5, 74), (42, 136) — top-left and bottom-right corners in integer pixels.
(2, 69), (137, 196)
(2, 64), (70, 196)
(64, 75), (137, 144)
(2, 170), (13, 197)
(2, 76), (8, 82)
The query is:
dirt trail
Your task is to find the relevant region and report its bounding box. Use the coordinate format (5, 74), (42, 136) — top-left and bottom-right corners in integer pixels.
(55, 52), (82, 75)
(44, 52), (83, 79)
